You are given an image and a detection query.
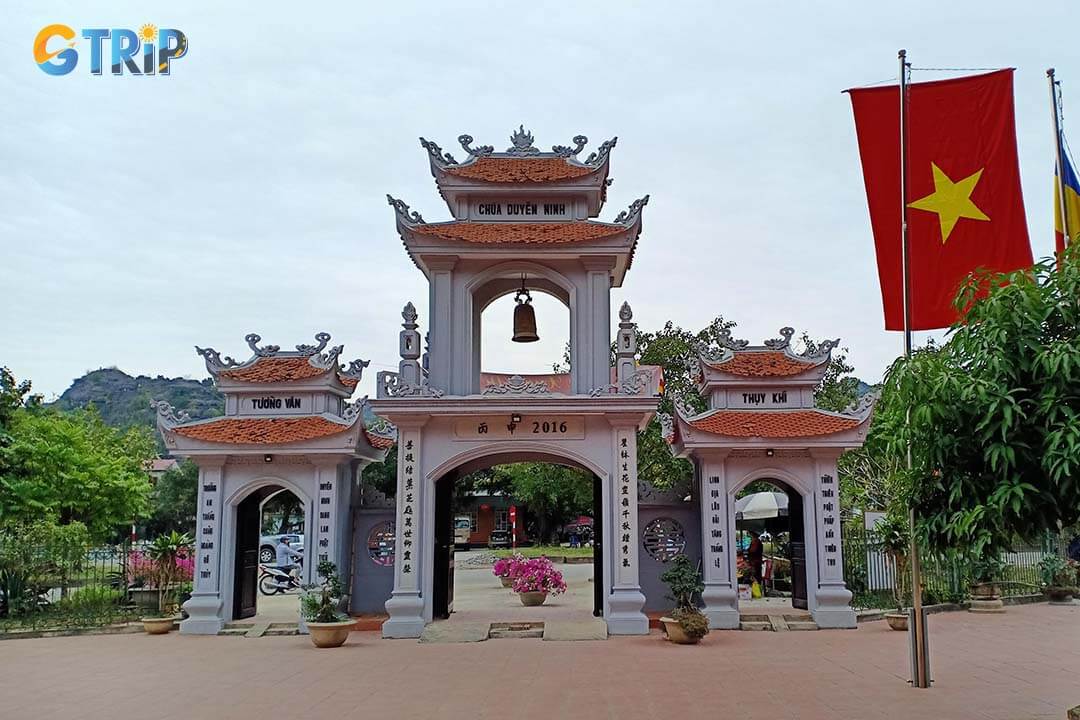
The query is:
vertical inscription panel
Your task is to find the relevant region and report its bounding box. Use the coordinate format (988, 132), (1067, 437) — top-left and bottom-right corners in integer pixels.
(395, 430), (420, 593)
(195, 468), (223, 593)
(614, 428), (639, 587)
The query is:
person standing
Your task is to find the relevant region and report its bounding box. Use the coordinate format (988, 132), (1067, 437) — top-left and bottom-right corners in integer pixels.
(747, 530), (764, 585)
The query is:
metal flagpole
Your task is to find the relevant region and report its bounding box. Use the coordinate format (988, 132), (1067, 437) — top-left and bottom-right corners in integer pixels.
(1049, 69), (1072, 251)
(898, 48), (930, 689)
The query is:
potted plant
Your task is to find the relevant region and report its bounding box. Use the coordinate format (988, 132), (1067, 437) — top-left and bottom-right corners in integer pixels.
(141, 531), (193, 634)
(510, 557), (566, 606)
(492, 554), (523, 588)
(1037, 555), (1078, 604)
(969, 555), (1007, 613)
(874, 514), (911, 631)
(300, 561), (355, 648)
(658, 555), (710, 644)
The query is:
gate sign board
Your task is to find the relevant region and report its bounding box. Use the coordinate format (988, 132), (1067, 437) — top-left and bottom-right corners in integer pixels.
(467, 198), (575, 221)
(453, 416), (585, 441)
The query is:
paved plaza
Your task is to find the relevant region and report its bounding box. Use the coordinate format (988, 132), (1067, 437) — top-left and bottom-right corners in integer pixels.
(1, 603), (1076, 720)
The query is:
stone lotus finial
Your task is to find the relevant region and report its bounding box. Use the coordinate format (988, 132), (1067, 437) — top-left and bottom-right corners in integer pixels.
(619, 301), (633, 323)
(402, 302), (418, 326)
(506, 125), (539, 155)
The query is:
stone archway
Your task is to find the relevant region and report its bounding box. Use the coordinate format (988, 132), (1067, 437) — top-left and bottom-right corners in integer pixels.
(729, 471), (812, 613)
(220, 476), (314, 624)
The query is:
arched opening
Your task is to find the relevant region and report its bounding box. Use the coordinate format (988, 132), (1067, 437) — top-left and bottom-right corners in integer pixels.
(734, 477), (807, 613)
(469, 263), (575, 394)
(430, 450), (604, 626)
(232, 484), (306, 621)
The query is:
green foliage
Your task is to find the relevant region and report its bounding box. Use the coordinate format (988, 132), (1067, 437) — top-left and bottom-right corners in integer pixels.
(146, 459), (199, 536)
(671, 606), (710, 639)
(484, 463), (593, 543)
(0, 521), (91, 617)
(54, 585), (124, 614)
(659, 554), (704, 611)
(0, 403), (154, 541)
(300, 561), (347, 623)
(970, 555), (1007, 584)
(877, 249), (1080, 558)
(260, 490), (304, 535)
(1037, 554), (1078, 588)
(145, 531), (192, 616)
(361, 443), (397, 498)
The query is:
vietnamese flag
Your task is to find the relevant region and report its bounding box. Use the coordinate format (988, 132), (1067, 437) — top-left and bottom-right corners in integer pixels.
(848, 70), (1033, 331)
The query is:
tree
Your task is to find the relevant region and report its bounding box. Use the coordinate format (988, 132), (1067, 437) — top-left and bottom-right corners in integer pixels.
(490, 463), (593, 543)
(145, 459), (199, 536)
(879, 250), (1080, 556)
(0, 404), (155, 542)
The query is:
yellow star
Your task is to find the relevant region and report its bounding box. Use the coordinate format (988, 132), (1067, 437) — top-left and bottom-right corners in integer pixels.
(907, 163), (990, 243)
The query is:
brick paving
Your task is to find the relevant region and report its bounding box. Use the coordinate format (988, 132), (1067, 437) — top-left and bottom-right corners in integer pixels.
(0, 603), (1076, 720)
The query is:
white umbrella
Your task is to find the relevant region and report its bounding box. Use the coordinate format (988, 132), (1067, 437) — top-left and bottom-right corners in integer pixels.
(735, 491), (788, 520)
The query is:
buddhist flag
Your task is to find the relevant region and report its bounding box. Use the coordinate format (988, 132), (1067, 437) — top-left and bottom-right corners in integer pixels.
(1054, 143), (1080, 254)
(847, 70), (1033, 331)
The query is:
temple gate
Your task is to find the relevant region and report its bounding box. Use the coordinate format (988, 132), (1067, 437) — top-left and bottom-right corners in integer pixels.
(371, 128), (660, 638)
(660, 330), (874, 629)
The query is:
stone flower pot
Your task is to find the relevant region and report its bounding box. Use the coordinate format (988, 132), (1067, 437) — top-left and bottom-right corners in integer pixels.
(885, 612), (908, 631)
(306, 619), (356, 648)
(969, 583), (1005, 613)
(141, 617), (175, 635)
(1045, 586), (1075, 604)
(500, 576), (514, 589)
(519, 591), (548, 607)
(659, 617), (699, 645)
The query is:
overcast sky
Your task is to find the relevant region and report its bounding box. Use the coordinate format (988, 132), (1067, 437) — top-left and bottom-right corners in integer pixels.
(2, 1), (1075, 400)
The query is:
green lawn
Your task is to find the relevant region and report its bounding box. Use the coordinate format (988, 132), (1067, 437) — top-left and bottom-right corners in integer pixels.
(493, 545), (594, 559)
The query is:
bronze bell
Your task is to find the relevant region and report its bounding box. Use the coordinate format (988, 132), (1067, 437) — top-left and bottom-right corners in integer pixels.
(512, 285), (539, 343)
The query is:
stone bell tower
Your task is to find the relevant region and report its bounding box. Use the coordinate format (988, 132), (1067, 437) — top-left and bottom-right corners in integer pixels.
(371, 127), (661, 638)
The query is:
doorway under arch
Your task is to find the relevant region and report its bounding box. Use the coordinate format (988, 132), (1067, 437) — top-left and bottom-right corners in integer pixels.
(231, 484), (308, 621)
(429, 450), (605, 623)
(734, 477), (807, 611)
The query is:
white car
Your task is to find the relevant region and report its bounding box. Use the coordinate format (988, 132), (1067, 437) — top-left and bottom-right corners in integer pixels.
(259, 534), (303, 564)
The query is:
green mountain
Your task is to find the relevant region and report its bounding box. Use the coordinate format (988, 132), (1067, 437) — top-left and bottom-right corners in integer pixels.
(52, 368), (222, 434)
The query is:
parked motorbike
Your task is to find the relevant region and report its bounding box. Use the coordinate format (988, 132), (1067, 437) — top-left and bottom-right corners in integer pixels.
(258, 563), (302, 595)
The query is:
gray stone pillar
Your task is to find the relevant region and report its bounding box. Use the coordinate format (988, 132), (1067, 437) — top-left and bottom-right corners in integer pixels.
(810, 452), (856, 628)
(700, 453), (739, 628)
(382, 423), (427, 638)
(181, 459), (226, 635)
(607, 424), (648, 634)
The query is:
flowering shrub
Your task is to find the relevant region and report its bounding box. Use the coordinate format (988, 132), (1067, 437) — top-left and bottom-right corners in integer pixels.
(510, 557), (567, 595)
(492, 553), (526, 580)
(128, 549), (194, 587)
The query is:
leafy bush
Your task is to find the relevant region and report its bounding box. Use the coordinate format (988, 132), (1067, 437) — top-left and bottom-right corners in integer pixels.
(54, 586), (124, 614)
(1037, 555), (1079, 588)
(671, 607), (710, 640)
(300, 561), (348, 623)
(660, 555), (704, 611)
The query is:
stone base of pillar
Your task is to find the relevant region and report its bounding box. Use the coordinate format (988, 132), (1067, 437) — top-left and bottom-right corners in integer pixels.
(968, 598), (1006, 613)
(813, 583), (856, 628)
(702, 584), (740, 629)
(179, 593), (224, 635)
(607, 587), (648, 635)
(382, 592), (425, 639)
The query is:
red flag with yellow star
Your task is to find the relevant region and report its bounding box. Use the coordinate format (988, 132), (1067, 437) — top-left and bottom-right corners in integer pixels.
(847, 69), (1033, 330)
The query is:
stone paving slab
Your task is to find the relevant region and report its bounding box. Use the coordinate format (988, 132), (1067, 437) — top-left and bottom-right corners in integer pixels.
(542, 619), (608, 641)
(1, 604), (1077, 720)
(418, 621), (490, 643)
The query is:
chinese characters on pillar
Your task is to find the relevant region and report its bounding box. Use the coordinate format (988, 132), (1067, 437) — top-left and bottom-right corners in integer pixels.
(819, 473), (840, 577)
(398, 437), (417, 585)
(615, 430), (638, 586)
(316, 472), (334, 565)
(196, 475), (221, 591)
(705, 475), (725, 574)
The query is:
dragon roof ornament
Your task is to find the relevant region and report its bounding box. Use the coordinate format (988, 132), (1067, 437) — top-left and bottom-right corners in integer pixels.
(420, 130), (616, 167)
(801, 338), (841, 361)
(194, 331), (369, 383)
(151, 399), (190, 428)
(386, 194), (425, 225)
(613, 194), (649, 225)
(763, 327), (795, 351)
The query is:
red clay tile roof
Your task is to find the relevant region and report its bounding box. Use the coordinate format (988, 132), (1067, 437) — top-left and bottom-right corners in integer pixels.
(219, 357), (326, 383)
(217, 356), (356, 389)
(173, 417), (352, 444)
(442, 157), (596, 183)
(688, 410), (860, 438)
(364, 431), (396, 450)
(413, 222), (624, 244)
(706, 351), (815, 378)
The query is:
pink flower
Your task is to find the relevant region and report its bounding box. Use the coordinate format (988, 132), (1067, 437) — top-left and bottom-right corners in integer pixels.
(492, 553), (528, 579)
(510, 557), (567, 595)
